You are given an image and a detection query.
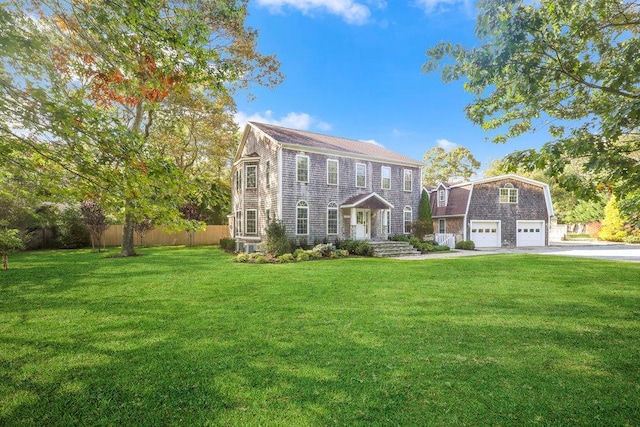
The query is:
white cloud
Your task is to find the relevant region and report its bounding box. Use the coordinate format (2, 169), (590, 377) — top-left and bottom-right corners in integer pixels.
(437, 138), (457, 151)
(415, 0), (473, 14)
(235, 110), (332, 132)
(256, 0), (373, 25)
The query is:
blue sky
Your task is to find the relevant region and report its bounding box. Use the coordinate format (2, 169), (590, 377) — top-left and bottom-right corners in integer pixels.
(234, 0), (545, 173)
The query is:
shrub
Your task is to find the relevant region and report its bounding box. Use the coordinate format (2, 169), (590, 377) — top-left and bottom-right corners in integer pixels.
(355, 241), (373, 256)
(389, 234), (410, 242)
(455, 240), (476, 250)
(277, 253), (295, 263)
(235, 253), (250, 263)
(337, 239), (358, 254)
(308, 250), (323, 259)
(313, 243), (336, 257)
(622, 231), (640, 244)
(409, 237), (421, 247)
(432, 245), (450, 252)
(296, 251), (310, 262)
(418, 242), (434, 253)
(219, 238), (236, 252)
(254, 255), (269, 264)
(263, 219), (292, 256)
(57, 206), (90, 249)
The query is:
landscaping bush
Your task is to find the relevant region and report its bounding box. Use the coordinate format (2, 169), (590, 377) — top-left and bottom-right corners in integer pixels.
(432, 244), (450, 252)
(313, 243), (336, 257)
(622, 231), (640, 244)
(296, 251), (310, 262)
(455, 240), (476, 250)
(57, 206), (90, 249)
(355, 241), (373, 256)
(235, 253), (250, 263)
(336, 239), (358, 254)
(389, 234), (410, 242)
(263, 219), (292, 256)
(219, 238), (236, 252)
(277, 253), (295, 263)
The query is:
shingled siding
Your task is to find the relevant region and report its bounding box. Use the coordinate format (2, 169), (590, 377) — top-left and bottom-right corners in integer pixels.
(280, 148), (421, 245)
(467, 179), (549, 246)
(232, 130), (280, 240)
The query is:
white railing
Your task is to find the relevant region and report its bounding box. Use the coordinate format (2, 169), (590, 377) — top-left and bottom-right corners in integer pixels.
(435, 233), (456, 248)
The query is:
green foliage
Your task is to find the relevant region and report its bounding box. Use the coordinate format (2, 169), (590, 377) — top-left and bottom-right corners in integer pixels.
(388, 234), (410, 242)
(0, 223), (25, 270)
(296, 251), (310, 262)
(263, 219), (292, 257)
(57, 207), (90, 249)
(277, 253), (295, 263)
(599, 195), (628, 242)
(418, 189), (434, 229)
(456, 240), (476, 250)
(354, 241), (373, 257)
(564, 198), (606, 225)
(422, 146), (480, 186)
(219, 238), (236, 252)
(425, 0), (640, 202)
(81, 200), (108, 251)
(622, 230), (640, 244)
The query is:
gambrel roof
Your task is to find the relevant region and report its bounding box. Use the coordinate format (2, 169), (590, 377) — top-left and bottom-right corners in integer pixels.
(244, 122), (422, 167)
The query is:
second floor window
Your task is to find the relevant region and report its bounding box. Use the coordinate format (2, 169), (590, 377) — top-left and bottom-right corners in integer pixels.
(327, 159), (338, 185)
(499, 183), (518, 203)
(246, 165), (257, 189)
(356, 163), (366, 187)
(266, 161), (271, 187)
(404, 169), (412, 192)
(235, 170), (242, 191)
(297, 155), (309, 182)
(381, 166), (391, 190)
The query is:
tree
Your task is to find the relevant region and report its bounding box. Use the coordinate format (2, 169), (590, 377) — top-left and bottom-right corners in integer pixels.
(1, 0), (282, 257)
(422, 146), (480, 186)
(413, 189), (434, 239)
(180, 202), (205, 247)
(599, 195), (628, 242)
(81, 200), (108, 251)
(0, 222), (24, 270)
(133, 218), (154, 248)
(424, 0), (639, 203)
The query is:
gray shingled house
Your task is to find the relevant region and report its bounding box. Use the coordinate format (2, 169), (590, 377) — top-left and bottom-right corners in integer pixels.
(231, 122), (423, 251)
(427, 174), (556, 248)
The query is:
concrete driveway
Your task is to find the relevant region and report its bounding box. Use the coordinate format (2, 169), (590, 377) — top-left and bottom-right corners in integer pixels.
(398, 241), (640, 262)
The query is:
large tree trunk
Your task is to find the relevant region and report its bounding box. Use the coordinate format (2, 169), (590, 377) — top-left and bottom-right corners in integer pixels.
(121, 210), (136, 257)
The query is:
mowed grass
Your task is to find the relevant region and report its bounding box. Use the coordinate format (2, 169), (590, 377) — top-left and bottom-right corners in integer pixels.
(1, 247), (639, 426)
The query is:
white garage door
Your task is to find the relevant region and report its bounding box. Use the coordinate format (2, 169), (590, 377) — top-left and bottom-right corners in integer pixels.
(470, 221), (500, 248)
(517, 221), (545, 247)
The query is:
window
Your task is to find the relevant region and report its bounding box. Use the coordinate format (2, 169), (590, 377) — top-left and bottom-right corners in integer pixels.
(296, 155), (309, 182)
(266, 161), (271, 187)
(439, 219), (446, 234)
(236, 211), (242, 234)
(246, 210), (257, 234)
(356, 163), (366, 187)
(327, 159), (338, 185)
(381, 166), (391, 190)
(499, 183), (518, 203)
(235, 170), (242, 191)
(403, 206), (412, 234)
(327, 202), (338, 235)
(403, 169), (412, 192)
(296, 201), (308, 235)
(246, 165), (257, 189)
(384, 210), (390, 234)
(438, 189), (446, 206)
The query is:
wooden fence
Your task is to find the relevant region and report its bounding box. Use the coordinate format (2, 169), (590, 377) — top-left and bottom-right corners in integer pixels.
(102, 225), (230, 247)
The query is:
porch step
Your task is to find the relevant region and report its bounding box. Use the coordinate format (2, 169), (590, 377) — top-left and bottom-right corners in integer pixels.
(368, 241), (421, 258)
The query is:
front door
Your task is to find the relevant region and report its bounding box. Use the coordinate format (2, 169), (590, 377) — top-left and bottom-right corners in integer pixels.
(355, 209), (370, 239)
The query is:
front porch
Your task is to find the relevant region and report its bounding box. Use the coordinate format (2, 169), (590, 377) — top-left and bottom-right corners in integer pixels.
(340, 192), (394, 241)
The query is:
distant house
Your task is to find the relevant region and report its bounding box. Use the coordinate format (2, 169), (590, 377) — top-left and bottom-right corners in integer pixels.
(427, 174), (556, 248)
(230, 122), (423, 250)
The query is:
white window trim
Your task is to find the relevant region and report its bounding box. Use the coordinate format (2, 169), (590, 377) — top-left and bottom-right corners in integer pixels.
(356, 162), (367, 188)
(403, 169), (412, 192)
(236, 210), (242, 234)
(381, 166), (391, 190)
(296, 200), (309, 235)
(296, 155), (309, 183)
(438, 219), (446, 234)
(245, 209), (257, 234)
(327, 202), (338, 235)
(327, 159), (339, 186)
(245, 165), (257, 189)
(499, 183), (518, 204)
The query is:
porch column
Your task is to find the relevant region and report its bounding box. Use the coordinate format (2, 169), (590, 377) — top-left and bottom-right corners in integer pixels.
(350, 208), (357, 239)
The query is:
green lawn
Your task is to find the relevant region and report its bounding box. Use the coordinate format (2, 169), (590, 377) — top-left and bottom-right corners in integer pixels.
(1, 247), (639, 426)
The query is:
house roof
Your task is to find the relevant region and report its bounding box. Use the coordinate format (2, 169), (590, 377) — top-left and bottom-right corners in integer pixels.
(248, 122), (422, 167)
(341, 192), (394, 209)
(428, 174), (556, 218)
(430, 184), (471, 217)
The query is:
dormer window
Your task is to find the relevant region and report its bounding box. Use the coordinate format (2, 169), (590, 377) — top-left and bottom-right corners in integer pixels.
(500, 183), (518, 203)
(438, 188), (447, 207)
